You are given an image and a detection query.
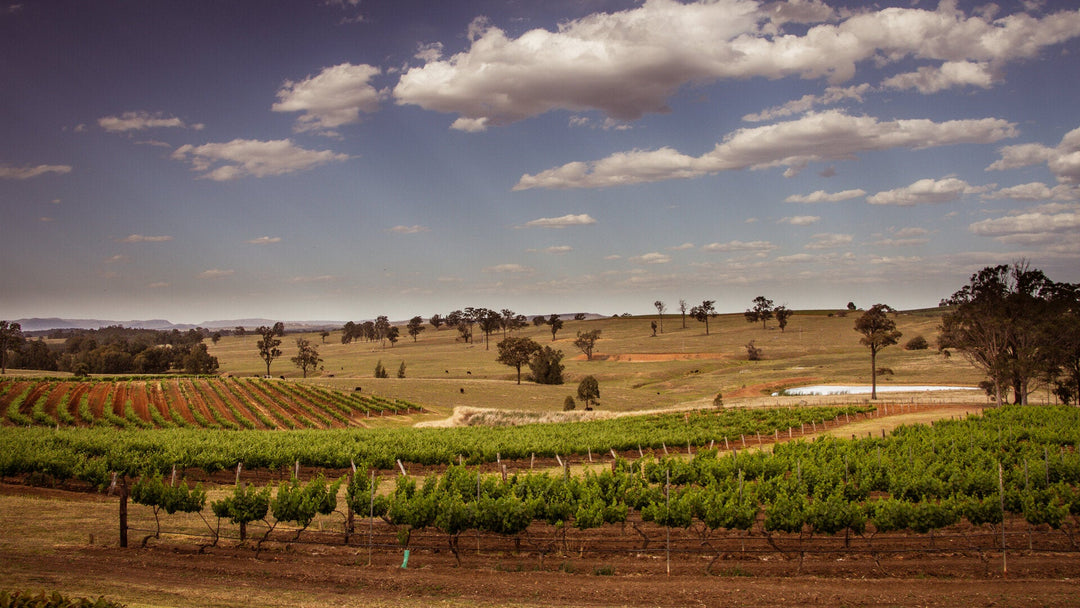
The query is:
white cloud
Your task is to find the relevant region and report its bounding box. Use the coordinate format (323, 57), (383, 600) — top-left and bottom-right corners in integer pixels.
(785, 188), (866, 203)
(387, 225), (430, 234)
(631, 252), (672, 264)
(394, 1), (1080, 128)
(805, 232), (853, 249)
(484, 263), (532, 273)
(98, 111), (203, 133)
(521, 213), (597, 228)
(982, 182), (1080, 201)
(515, 111), (1016, 190)
(988, 125), (1080, 184)
(414, 42), (444, 62)
(779, 215), (820, 225)
(118, 234), (173, 243)
(272, 63), (382, 136)
(867, 178), (991, 206)
(882, 61), (998, 94)
(743, 84), (871, 122)
(0, 164), (72, 179)
(775, 253), (816, 263)
(147, 282), (170, 289)
(969, 205), (1080, 243)
(245, 236), (281, 244)
(669, 242), (695, 250)
(539, 245), (573, 254)
(702, 240), (777, 252)
(105, 254), (125, 263)
(198, 269), (234, 279)
(171, 139), (349, 180)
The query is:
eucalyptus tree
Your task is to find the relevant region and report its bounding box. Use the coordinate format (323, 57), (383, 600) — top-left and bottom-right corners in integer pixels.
(854, 304), (902, 400)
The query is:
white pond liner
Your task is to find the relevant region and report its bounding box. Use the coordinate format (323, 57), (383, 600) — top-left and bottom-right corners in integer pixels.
(775, 385), (980, 396)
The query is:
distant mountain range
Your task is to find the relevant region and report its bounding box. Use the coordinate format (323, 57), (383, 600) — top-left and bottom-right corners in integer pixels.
(14, 313), (608, 333)
(14, 318), (348, 332)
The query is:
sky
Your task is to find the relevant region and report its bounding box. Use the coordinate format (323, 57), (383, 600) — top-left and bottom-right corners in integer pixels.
(2, 0), (1079, 325)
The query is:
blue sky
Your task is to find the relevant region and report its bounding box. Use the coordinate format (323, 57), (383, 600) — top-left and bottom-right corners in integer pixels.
(3, 0), (1079, 324)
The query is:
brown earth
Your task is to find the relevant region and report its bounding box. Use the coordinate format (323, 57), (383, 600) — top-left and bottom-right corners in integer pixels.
(574, 352), (730, 362)
(1, 483), (1078, 608)
(129, 381), (152, 421)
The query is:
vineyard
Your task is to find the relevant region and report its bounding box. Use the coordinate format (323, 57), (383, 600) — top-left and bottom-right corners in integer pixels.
(80, 404), (1079, 583)
(0, 377), (423, 430)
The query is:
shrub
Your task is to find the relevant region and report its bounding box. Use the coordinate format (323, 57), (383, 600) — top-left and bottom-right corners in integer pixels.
(745, 340), (763, 361)
(904, 335), (930, 350)
(713, 392), (724, 408)
(528, 346), (564, 385)
(563, 396), (576, 411)
(374, 360), (388, 378)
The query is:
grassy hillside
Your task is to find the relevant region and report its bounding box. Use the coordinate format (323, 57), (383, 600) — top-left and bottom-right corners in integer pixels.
(207, 310), (987, 417)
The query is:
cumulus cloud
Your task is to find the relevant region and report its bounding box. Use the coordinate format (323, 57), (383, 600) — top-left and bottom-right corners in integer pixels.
(702, 240), (777, 252)
(198, 269), (234, 279)
(969, 203), (1080, 243)
(394, 1), (1080, 128)
(882, 61), (998, 94)
(484, 263), (532, 273)
(0, 164), (72, 179)
(805, 232), (853, 249)
(743, 84), (871, 122)
(521, 213), (597, 228)
(867, 178), (991, 206)
(387, 225), (430, 234)
(272, 63), (382, 136)
(779, 215), (820, 225)
(515, 111), (1016, 190)
(669, 242), (695, 250)
(245, 236), (281, 244)
(983, 182), (1079, 201)
(631, 252), (672, 264)
(785, 188), (866, 203)
(118, 234), (173, 243)
(289, 275), (336, 283)
(98, 111), (203, 133)
(988, 125), (1080, 184)
(171, 139), (349, 180)
(538, 245), (573, 254)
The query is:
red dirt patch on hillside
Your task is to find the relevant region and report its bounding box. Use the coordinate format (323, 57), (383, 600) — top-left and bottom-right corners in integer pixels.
(728, 377), (820, 399)
(575, 352), (730, 362)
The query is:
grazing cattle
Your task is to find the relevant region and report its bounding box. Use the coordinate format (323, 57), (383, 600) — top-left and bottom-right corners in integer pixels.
(445, 370), (449, 374)
(327, 373), (335, 378)
(460, 388), (465, 394)
(467, 371), (472, 375)
(354, 387), (362, 392)
(279, 375), (285, 380)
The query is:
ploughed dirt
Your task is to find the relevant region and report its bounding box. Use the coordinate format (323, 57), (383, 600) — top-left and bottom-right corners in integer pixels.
(572, 352), (730, 362)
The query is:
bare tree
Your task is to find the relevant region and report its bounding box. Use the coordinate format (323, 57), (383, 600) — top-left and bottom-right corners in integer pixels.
(654, 300), (666, 334)
(679, 299), (687, 329)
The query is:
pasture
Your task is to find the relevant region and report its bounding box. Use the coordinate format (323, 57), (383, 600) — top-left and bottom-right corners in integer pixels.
(208, 309), (988, 419)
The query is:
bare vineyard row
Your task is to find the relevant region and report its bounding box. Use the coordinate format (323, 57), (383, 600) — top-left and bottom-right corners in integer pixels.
(0, 378), (422, 430)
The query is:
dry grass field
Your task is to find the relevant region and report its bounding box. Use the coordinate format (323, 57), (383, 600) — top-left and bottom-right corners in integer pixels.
(207, 309), (990, 424)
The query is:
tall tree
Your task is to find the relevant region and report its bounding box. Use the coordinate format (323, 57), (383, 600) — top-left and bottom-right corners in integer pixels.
(547, 314), (564, 341)
(406, 316), (426, 342)
(374, 315), (391, 347)
(183, 343), (219, 375)
(854, 304), (902, 400)
(256, 326), (282, 377)
(532, 315), (547, 327)
(291, 337), (322, 378)
(0, 321), (25, 374)
(679, 299), (687, 329)
(577, 376), (600, 410)
(775, 306), (794, 333)
(477, 308), (502, 350)
(429, 314), (444, 331)
(745, 296), (774, 329)
(271, 321), (286, 337)
(528, 346), (564, 385)
(234, 326), (246, 337)
(573, 329), (602, 361)
(690, 301), (717, 335)
(939, 262), (1063, 405)
(319, 330), (330, 343)
(211, 331), (222, 345)
(654, 300), (666, 334)
(496, 336), (541, 384)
